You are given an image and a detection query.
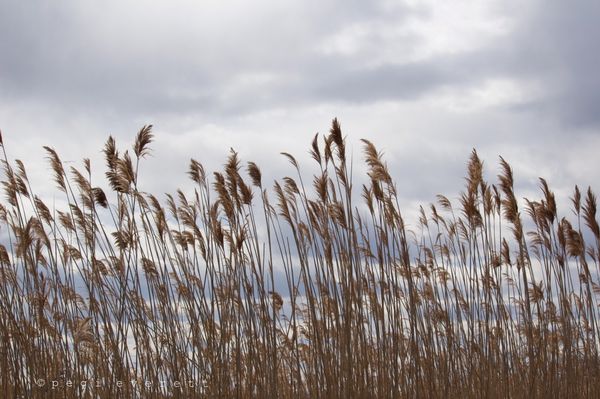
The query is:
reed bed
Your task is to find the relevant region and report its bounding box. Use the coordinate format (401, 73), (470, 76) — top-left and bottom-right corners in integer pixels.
(0, 121), (599, 398)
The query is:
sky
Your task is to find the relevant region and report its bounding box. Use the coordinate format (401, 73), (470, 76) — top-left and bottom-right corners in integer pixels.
(1, 0), (599, 223)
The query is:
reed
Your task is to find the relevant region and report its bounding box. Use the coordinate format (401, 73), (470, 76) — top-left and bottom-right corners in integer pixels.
(0, 121), (598, 398)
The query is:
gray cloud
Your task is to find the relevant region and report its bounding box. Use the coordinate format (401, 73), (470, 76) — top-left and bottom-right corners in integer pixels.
(1, 0), (597, 122)
(0, 0), (472, 121)
(311, 61), (452, 103)
(0, 0), (598, 223)
(456, 0), (600, 129)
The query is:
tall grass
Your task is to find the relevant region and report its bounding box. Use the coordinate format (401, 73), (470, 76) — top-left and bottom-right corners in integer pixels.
(0, 121), (599, 398)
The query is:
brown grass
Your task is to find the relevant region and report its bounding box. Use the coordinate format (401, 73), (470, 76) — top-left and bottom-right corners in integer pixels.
(0, 120), (599, 398)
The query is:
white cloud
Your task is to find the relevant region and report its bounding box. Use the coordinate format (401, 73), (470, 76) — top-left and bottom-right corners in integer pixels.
(429, 78), (543, 113)
(402, 0), (516, 60)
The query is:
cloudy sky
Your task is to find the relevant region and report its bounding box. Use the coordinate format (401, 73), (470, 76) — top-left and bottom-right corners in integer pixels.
(1, 0), (599, 221)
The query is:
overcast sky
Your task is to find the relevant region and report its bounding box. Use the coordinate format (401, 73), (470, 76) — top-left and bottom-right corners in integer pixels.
(1, 0), (599, 222)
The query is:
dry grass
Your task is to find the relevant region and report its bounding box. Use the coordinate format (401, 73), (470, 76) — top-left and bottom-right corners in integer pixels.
(0, 121), (599, 398)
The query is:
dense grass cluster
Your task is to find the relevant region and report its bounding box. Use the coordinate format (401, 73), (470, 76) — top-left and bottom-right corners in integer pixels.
(1, 121), (599, 398)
